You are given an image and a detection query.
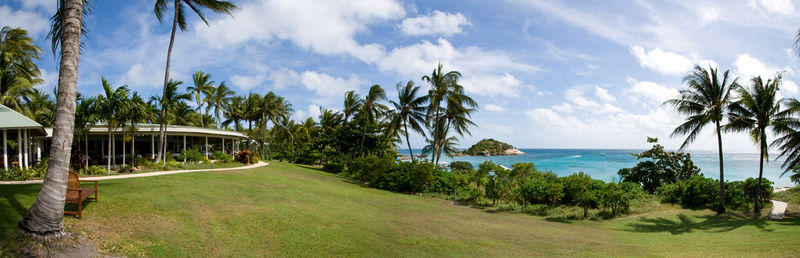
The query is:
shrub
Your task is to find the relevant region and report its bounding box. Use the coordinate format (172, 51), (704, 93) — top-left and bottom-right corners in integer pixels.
(322, 161), (345, 173)
(117, 165), (134, 173)
(0, 167), (32, 181)
(235, 150), (257, 164)
(80, 165), (108, 176)
(449, 161), (474, 172)
(178, 149), (205, 162)
(560, 172), (604, 205)
(373, 161), (435, 193)
(70, 148), (85, 170)
(211, 151), (234, 163)
(348, 154), (395, 185)
(618, 137), (700, 193)
(659, 175), (718, 208)
(601, 182), (631, 216)
(517, 177), (563, 206)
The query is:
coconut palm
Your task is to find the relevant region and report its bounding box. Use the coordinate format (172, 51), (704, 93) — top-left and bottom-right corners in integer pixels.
(222, 95), (245, 131)
(665, 65), (739, 213)
(123, 92), (150, 167)
(433, 89), (477, 164)
(21, 88), (56, 127)
(358, 85), (388, 147)
(150, 79), (191, 161)
(319, 108), (343, 131)
(97, 77), (130, 171)
(245, 93), (262, 130)
(0, 26), (42, 112)
(75, 95), (99, 167)
(206, 81), (234, 126)
(153, 0), (237, 163)
(20, 0), (90, 236)
(772, 98), (800, 177)
(422, 63), (465, 164)
(389, 81), (427, 162)
(187, 70), (215, 128)
(342, 90), (362, 124)
(726, 75), (785, 213)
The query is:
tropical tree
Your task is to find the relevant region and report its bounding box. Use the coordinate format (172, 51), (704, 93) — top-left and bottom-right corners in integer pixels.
(342, 90), (362, 124)
(123, 92), (150, 167)
(0, 26), (42, 111)
(21, 88), (56, 127)
(74, 94), (99, 167)
(149, 79), (191, 161)
(772, 98), (800, 182)
(726, 75), (784, 213)
(19, 0), (90, 236)
(319, 108), (343, 131)
(358, 85), (388, 147)
(187, 70), (215, 128)
(665, 65), (739, 213)
(389, 81), (427, 161)
(222, 95), (245, 131)
(97, 77), (129, 171)
(153, 0), (237, 163)
(206, 81), (234, 126)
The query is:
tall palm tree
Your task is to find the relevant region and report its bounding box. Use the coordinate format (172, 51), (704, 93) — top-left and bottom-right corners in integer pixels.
(97, 77), (130, 171)
(772, 98), (800, 181)
(319, 108), (343, 131)
(434, 89), (477, 164)
(245, 93), (262, 130)
(222, 95), (245, 131)
(75, 95), (99, 167)
(726, 75), (784, 213)
(665, 65), (739, 213)
(150, 79), (190, 161)
(20, 0), (90, 236)
(21, 88), (56, 127)
(187, 70), (215, 128)
(359, 85), (388, 147)
(124, 92), (150, 167)
(422, 63), (464, 164)
(342, 90), (362, 124)
(153, 0), (237, 163)
(0, 26), (42, 112)
(206, 81), (234, 126)
(389, 81), (427, 162)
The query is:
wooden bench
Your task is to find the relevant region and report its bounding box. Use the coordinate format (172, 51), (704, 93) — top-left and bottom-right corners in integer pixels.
(65, 170), (97, 219)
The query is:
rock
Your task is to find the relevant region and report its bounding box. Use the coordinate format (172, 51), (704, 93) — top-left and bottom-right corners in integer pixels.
(503, 148), (525, 155)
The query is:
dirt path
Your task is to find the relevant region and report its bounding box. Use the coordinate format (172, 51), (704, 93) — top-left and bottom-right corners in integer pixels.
(0, 161), (269, 185)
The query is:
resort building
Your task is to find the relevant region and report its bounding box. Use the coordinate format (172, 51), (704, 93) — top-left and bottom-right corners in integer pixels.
(1, 104), (249, 169)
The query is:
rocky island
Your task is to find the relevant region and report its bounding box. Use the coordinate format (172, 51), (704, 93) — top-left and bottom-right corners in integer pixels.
(460, 138), (525, 156)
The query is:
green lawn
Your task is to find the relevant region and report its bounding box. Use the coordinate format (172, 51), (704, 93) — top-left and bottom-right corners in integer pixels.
(2, 162), (799, 256)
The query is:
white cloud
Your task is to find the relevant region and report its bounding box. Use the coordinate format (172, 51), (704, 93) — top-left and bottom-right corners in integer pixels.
(629, 46), (693, 75)
(553, 87), (625, 115)
(0, 6), (49, 36)
(625, 77), (680, 105)
(300, 71), (363, 97)
(231, 74), (268, 91)
(783, 79), (800, 95)
(119, 64), (164, 89)
(484, 104), (506, 112)
(759, 0), (795, 14)
(460, 73), (524, 97)
(734, 53), (785, 80)
(195, 0), (405, 63)
(400, 11), (470, 36)
(17, 0), (56, 12)
(594, 86), (616, 102)
(269, 68), (300, 90)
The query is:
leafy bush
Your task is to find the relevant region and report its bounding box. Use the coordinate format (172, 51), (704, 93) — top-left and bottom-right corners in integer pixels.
(618, 137), (700, 193)
(560, 172), (604, 205)
(211, 151), (234, 163)
(117, 165), (134, 173)
(0, 167), (32, 181)
(80, 165), (108, 176)
(601, 182), (632, 216)
(322, 161), (345, 173)
(449, 161), (474, 172)
(70, 148), (85, 170)
(178, 149), (205, 162)
(348, 154), (395, 185)
(516, 177), (563, 206)
(235, 150), (257, 164)
(659, 175), (718, 208)
(373, 161), (434, 193)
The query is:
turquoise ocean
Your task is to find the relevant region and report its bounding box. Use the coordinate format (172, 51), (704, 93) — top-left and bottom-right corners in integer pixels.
(398, 149), (795, 187)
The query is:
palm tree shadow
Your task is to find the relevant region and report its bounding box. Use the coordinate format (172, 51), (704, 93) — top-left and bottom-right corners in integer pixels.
(624, 214), (774, 234)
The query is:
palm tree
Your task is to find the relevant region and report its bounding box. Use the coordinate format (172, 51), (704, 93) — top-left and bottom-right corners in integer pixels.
(123, 93), (150, 167)
(75, 95), (99, 167)
(665, 65), (739, 213)
(319, 108), (343, 131)
(772, 98), (800, 182)
(20, 0), (90, 236)
(21, 88), (56, 127)
(359, 85), (388, 147)
(245, 93), (262, 130)
(206, 81), (234, 126)
(389, 81), (427, 162)
(0, 26), (42, 112)
(150, 79), (191, 162)
(187, 70), (215, 128)
(422, 63), (464, 164)
(97, 77), (130, 171)
(726, 75), (784, 213)
(153, 0), (237, 163)
(222, 95), (245, 131)
(342, 90), (362, 124)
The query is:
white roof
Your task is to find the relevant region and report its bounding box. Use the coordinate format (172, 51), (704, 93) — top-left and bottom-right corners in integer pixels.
(45, 123), (248, 139)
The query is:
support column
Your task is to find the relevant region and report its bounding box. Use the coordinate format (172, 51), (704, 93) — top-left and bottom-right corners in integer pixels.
(222, 138), (225, 154)
(23, 129), (29, 169)
(183, 135), (186, 152)
(2, 130), (6, 169)
(151, 134), (155, 159)
(204, 136), (208, 156)
(17, 129), (22, 168)
(36, 139), (41, 163)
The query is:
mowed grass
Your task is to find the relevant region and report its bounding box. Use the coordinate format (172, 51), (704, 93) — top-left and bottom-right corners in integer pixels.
(2, 162), (799, 256)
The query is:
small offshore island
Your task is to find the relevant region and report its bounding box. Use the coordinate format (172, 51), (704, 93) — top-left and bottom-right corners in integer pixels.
(458, 138), (525, 156)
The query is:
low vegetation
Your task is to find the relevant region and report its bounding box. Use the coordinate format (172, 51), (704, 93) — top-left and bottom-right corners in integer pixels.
(463, 138), (516, 156)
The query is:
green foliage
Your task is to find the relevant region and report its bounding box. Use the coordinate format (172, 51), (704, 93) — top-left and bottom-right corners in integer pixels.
(448, 161), (474, 172)
(601, 182), (633, 216)
(516, 177), (563, 206)
(618, 138), (700, 193)
(659, 176), (771, 211)
(118, 165), (134, 173)
(347, 154), (396, 186)
(373, 161), (434, 193)
(235, 150), (257, 164)
(211, 151), (234, 163)
(464, 138), (514, 156)
(80, 165), (108, 176)
(178, 149), (205, 162)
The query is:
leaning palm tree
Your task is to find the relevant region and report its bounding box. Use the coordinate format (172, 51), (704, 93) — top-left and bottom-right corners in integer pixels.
(20, 0), (90, 236)
(389, 81), (428, 162)
(187, 70), (215, 128)
(21, 88), (56, 127)
(772, 98), (800, 180)
(665, 65), (739, 214)
(726, 75), (784, 213)
(153, 0), (237, 163)
(0, 26), (43, 111)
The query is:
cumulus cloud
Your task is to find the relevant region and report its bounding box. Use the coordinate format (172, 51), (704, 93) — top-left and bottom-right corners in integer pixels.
(629, 46), (693, 75)
(300, 71), (363, 97)
(625, 77), (679, 105)
(484, 104), (506, 112)
(231, 74), (268, 91)
(460, 73), (524, 97)
(594, 86), (616, 102)
(400, 11), (470, 36)
(553, 87), (625, 114)
(758, 0), (795, 14)
(0, 6), (49, 36)
(269, 68), (300, 90)
(119, 64), (164, 89)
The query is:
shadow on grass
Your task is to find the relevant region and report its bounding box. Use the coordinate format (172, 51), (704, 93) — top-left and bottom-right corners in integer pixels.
(0, 184), (41, 237)
(622, 213), (792, 234)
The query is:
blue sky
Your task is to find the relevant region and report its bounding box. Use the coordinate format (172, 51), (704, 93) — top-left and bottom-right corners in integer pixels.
(3, 0), (800, 151)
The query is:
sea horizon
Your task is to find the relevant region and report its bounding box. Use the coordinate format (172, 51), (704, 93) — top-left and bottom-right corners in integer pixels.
(398, 148), (794, 187)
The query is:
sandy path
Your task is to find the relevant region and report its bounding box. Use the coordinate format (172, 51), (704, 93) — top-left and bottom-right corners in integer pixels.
(0, 161), (269, 185)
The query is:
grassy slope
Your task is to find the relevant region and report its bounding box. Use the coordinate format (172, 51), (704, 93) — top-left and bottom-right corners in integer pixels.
(1, 162), (798, 256)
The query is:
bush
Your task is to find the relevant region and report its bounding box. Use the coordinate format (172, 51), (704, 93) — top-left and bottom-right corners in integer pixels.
(178, 149), (205, 162)
(560, 172), (604, 205)
(117, 165), (134, 173)
(211, 151), (234, 163)
(322, 161), (345, 173)
(348, 154), (395, 185)
(80, 165), (108, 176)
(618, 137), (700, 193)
(659, 175), (718, 208)
(70, 148), (85, 170)
(517, 177), (563, 206)
(449, 161), (474, 172)
(0, 167), (32, 181)
(235, 150), (257, 164)
(601, 182), (631, 216)
(373, 161), (434, 193)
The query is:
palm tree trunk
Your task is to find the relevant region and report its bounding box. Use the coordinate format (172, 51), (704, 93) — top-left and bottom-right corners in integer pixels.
(156, 4), (179, 165)
(715, 120), (726, 214)
(131, 131), (135, 168)
(107, 128), (112, 171)
(404, 119), (414, 162)
(122, 126), (126, 166)
(19, 0), (84, 236)
(84, 132), (88, 167)
(755, 128), (765, 214)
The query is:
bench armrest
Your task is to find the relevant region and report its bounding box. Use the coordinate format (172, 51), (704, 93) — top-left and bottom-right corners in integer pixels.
(66, 188), (83, 194)
(79, 180), (98, 190)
